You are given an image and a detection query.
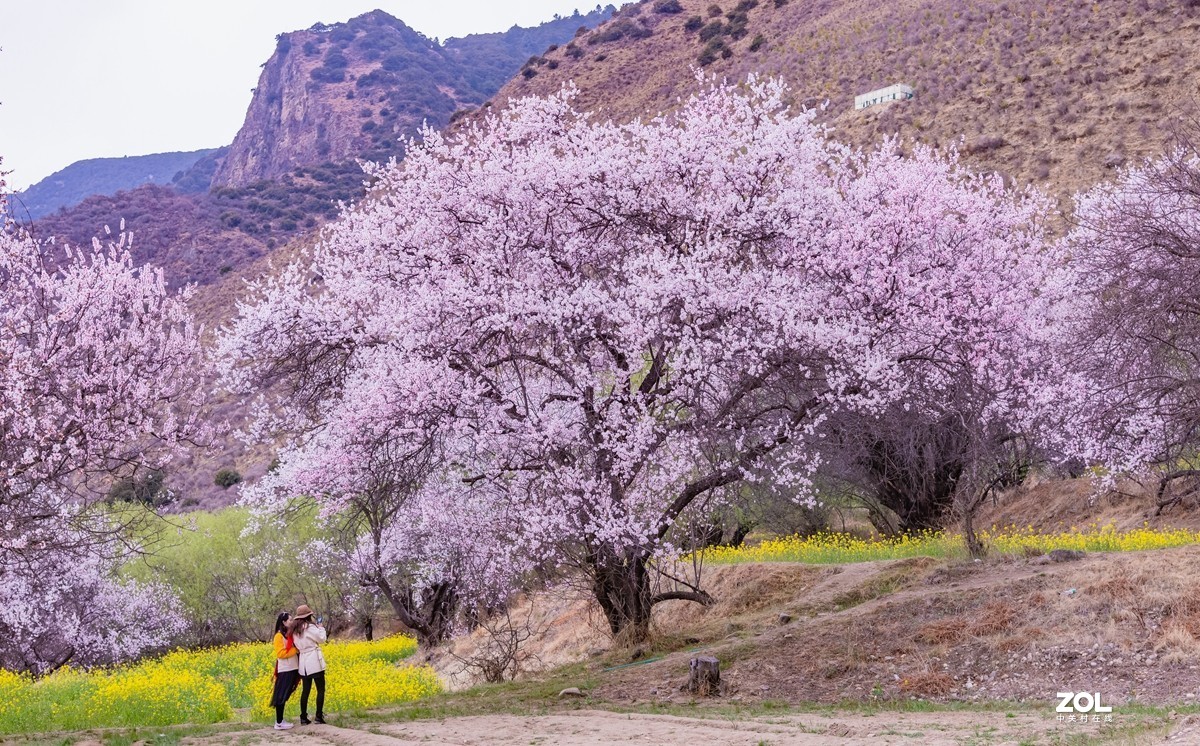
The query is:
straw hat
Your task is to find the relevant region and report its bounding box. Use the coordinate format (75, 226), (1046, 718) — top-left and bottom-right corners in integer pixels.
(293, 604), (315, 620)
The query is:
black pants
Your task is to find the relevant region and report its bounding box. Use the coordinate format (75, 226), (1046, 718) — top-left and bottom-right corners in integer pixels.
(300, 670), (325, 720)
(271, 670), (299, 724)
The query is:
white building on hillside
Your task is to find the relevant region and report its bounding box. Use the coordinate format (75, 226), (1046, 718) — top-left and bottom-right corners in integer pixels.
(854, 84), (915, 111)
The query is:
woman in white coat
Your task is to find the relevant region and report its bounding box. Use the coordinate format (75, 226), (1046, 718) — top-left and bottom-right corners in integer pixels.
(289, 604), (328, 725)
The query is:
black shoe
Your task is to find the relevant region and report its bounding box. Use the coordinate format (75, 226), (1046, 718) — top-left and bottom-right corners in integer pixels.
(300, 716), (312, 725)
(314, 717), (326, 725)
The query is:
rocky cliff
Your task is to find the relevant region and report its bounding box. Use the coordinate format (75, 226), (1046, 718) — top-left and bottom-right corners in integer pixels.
(214, 8), (613, 187)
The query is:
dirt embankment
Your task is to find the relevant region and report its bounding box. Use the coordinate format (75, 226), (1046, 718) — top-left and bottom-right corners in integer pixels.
(421, 480), (1200, 712)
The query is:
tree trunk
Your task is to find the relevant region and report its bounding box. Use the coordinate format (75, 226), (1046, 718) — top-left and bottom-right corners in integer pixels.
(962, 503), (987, 559)
(588, 546), (714, 642)
(374, 575), (458, 648)
(590, 550), (654, 643)
(686, 656), (721, 696)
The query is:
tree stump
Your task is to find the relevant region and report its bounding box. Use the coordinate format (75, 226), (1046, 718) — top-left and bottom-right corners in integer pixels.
(687, 656), (720, 696)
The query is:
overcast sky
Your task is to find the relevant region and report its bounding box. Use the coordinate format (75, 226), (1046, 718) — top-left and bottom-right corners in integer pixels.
(0, 1), (597, 190)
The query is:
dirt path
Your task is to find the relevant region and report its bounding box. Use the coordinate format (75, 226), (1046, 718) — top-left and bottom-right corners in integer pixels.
(183, 708), (1177, 745)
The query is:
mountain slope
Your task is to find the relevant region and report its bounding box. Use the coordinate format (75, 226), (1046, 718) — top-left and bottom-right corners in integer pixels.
(214, 7), (614, 187)
(12, 149), (218, 219)
(25, 159), (367, 288)
(497, 0), (1200, 198)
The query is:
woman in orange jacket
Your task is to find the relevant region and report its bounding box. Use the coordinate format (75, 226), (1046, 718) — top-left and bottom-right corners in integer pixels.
(270, 612), (300, 730)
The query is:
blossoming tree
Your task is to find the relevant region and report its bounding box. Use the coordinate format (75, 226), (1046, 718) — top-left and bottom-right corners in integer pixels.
(0, 167), (202, 672)
(1061, 145), (1200, 507)
(222, 78), (1073, 640)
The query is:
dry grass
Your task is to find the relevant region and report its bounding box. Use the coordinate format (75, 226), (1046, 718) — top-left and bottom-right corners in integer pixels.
(1154, 626), (1200, 664)
(827, 557), (936, 611)
(899, 671), (955, 697)
(967, 601), (1017, 636)
(499, 0), (1200, 201)
(916, 618), (968, 645)
(427, 538), (1200, 707)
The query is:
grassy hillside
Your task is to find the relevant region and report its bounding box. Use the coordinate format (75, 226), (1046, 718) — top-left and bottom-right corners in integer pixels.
(497, 0), (1200, 199)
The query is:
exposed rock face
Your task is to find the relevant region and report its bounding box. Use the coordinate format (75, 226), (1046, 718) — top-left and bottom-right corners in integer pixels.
(214, 12), (428, 186)
(214, 8), (614, 188)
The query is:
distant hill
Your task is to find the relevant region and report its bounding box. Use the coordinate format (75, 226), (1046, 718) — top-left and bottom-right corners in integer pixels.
(496, 0), (1200, 199)
(214, 7), (614, 187)
(12, 7), (618, 291)
(13, 149), (220, 219)
(26, 160), (369, 288)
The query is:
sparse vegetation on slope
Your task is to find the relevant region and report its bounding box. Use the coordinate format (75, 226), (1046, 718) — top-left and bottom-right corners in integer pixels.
(500, 0), (1200, 196)
(12, 148), (219, 219)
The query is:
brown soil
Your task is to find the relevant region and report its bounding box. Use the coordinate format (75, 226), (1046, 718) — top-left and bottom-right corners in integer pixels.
(588, 547), (1200, 708)
(184, 710), (1175, 745)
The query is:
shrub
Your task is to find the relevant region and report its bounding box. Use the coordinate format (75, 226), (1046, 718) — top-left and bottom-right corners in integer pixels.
(381, 53), (408, 72)
(749, 33), (766, 51)
(726, 12), (750, 38)
(708, 4), (723, 16)
(698, 39), (729, 66)
(685, 15), (705, 31)
(654, 0), (684, 12)
(106, 469), (168, 507)
(699, 20), (727, 41)
(968, 135), (1006, 153)
(565, 43), (584, 58)
(323, 49), (348, 70)
(587, 18), (653, 45)
(214, 468), (243, 489)
(310, 66), (345, 84)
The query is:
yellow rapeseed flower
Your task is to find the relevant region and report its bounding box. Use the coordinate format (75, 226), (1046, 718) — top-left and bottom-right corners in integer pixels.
(0, 634), (434, 735)
(702, 523), (1200, 565)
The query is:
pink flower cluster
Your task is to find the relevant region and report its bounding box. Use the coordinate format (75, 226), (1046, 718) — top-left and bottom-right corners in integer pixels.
(0, 169), (202, 672)
(222, 77), (1082, 637)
